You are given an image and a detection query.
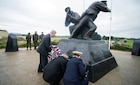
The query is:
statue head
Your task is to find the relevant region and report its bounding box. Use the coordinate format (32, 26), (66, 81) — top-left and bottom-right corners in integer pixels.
(101, 0), (107, 5)
(65, 7), (71, 13)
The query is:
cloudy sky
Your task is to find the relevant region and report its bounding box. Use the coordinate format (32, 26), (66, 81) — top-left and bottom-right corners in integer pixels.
(0, 0), (140, 38)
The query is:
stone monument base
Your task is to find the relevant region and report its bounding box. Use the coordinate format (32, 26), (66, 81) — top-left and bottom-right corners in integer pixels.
(87, 57), (117, 82)
(57, 39), (118, 83)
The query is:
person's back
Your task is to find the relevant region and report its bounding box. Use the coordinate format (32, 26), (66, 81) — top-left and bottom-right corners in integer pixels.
(37, 34), (51, 56)
(43, 56), (68, 85)
(64, 57), (85, 81)
(63, 51), (88, 85)
(37, 30), (56, 73)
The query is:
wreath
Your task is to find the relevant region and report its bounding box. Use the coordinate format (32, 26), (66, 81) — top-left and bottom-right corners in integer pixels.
(48, 45), (62, 60)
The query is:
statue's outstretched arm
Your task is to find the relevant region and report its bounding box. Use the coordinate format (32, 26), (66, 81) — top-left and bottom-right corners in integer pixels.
(97, 2), (111, 12)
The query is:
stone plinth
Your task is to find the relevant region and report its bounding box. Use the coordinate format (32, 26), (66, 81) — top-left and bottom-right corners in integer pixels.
(57, 39), (118, 82)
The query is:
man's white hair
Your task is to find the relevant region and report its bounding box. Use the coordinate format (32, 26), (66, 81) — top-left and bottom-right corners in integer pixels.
(50, 30), (56, 33)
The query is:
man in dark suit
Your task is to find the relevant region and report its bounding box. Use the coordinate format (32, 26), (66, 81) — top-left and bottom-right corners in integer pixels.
(37, 30), (56, 72)
(43, 54), (69, 85)
(70, 0), (111, 39)
(63, 51), (88, 85)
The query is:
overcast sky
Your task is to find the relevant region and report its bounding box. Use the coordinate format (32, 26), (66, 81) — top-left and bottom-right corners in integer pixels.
(0, 0), (140, 38)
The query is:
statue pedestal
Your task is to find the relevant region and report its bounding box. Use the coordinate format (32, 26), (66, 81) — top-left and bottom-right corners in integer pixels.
(57, 39), (118, 83)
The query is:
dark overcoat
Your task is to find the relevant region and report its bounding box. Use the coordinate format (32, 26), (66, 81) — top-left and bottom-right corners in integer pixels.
(37, 34), (51, 56)
(63, 57), (88, 85)
(43, 56), (68, 83)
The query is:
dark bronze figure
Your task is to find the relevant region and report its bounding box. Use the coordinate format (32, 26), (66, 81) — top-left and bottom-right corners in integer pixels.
(65, 7), (80, 35)
(67, 0), (111, 40)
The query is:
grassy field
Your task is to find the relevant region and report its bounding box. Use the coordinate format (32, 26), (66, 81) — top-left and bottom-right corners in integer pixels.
(0, 37), (7, 48)
(119, 39), (133, 48)
(51, 36), (69, 42)
(0, 36), (69, 49)
(109, 39), (134, 51)
(0, 36), (135, 51)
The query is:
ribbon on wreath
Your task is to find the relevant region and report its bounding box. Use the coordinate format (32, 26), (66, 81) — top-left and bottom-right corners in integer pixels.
(48, 45), (62, 60)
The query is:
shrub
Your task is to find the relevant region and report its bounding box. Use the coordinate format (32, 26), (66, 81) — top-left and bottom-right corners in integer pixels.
(18, 43), (27, 48)
(111, 44), (132, 51)
(51, 40), (60, 45)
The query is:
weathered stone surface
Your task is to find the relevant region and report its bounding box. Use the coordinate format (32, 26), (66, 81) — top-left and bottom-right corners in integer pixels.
(132, 39), (140, 56)
(57, 39), (118, 82)
(58, 39), (112, 64)
(5, 33), (18, 52)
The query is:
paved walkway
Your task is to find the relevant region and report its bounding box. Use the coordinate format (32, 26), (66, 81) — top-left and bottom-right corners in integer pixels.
(0, 48), (140, 85)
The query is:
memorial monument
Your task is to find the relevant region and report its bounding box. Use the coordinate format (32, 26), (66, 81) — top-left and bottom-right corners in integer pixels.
(65, 7), (101, 40)
(58, 0), (118, 83)
(132, 39), (140, 56)
(5, 33), (18, 52)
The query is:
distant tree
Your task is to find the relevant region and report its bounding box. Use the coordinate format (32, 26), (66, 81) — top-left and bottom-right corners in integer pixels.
(102, 35), (108, 40)
(111, 36), (114, 40)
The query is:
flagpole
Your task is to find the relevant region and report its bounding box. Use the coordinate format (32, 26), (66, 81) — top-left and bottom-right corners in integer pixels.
(83, 0), (85, 11)
(109, 0), (112, 49)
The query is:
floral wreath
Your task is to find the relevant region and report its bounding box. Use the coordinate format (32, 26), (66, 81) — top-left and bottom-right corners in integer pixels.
(48, 45), (62, 60)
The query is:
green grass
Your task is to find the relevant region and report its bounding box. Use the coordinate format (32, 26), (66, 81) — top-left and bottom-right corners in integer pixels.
(0, 38), (7, 48)
(0, 36), (68, 49)
(118, 39), (133, 48)
(51, 36), (69, 45)
(0, 36), (135, 52)
(110, 39), (134, 51)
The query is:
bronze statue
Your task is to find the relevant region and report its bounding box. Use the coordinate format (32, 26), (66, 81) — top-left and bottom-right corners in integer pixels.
(65, 7), (95, 39)
(66, 0), (111, 40)
(65, 7), (80, 35)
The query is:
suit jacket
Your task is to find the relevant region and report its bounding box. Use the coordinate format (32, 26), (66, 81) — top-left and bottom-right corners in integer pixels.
(43, 56), (68, 83)
(37, 34), (51, 56)
(63, 57), (86, 85)
(86, 1), (111, 15)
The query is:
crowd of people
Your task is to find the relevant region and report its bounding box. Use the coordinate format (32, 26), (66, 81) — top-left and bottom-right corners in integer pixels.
(42, 51), (88, 85)
(34, 30), (88, 85)
(25, 31), (44, 50)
